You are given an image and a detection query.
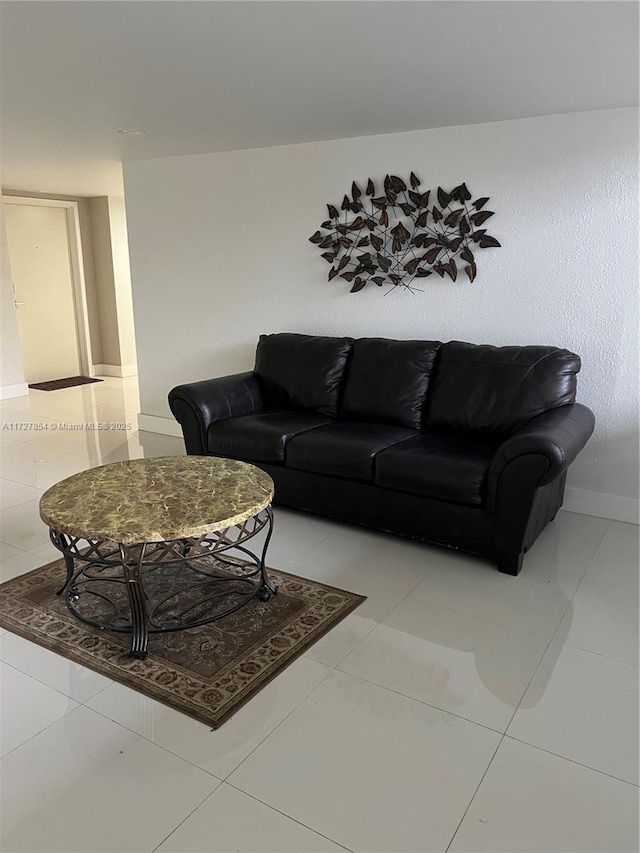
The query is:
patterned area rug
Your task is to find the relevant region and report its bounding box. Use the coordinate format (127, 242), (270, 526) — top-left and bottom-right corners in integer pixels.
(0, 558), (365, 728)
(28, 376), (103, 391)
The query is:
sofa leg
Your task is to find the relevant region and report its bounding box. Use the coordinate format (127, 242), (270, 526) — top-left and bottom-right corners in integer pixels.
(497, 551), (524, 576)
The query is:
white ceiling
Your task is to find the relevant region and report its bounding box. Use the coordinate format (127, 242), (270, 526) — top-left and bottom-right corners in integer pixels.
(1, 1), (637, 197)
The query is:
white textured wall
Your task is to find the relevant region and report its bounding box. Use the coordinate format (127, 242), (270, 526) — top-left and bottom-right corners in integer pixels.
(88, 196), (138, 373)
(89, 196), (121, 366)
(107, 197), (138, 372)
(124, 108), (639, 520)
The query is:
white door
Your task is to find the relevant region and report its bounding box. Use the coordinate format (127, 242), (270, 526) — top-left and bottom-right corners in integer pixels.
(4, 202), (82, 384)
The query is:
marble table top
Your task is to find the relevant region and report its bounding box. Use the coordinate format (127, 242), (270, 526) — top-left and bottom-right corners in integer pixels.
(39, 456), (274, 545)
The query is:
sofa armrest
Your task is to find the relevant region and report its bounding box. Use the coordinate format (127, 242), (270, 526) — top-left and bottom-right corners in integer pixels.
(487, 403), (595, 505)
(168, 372), (264, 454)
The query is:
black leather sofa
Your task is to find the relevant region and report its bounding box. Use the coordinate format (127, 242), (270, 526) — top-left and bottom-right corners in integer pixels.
(169, 333), (595, 575)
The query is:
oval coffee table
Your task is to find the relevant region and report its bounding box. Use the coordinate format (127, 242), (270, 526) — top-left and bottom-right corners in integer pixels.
(39, 456), (277, 659)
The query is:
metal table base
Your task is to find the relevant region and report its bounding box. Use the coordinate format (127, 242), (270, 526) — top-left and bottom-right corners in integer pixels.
(50, 506), (277, 659)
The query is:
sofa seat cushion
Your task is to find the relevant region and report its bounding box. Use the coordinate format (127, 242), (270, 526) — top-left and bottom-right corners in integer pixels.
(207, 411), (332, 463)
(426, 341), (581, 437)
(286, 421), (417, 481)
(375, 432), (499, 506)
(254, 333), (354, 416)
(341, 337), (441, 429)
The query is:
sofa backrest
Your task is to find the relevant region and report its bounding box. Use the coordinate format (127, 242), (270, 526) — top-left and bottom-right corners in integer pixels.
(254, 333), (354, 416)
(341, 338), (441, 429)
(426, 341), (581, 437)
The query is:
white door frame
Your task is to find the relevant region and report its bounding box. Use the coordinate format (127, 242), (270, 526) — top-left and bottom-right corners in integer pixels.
(3, 195), (94, 378)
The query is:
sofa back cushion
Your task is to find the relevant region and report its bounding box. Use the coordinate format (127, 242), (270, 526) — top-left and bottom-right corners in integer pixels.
(341, 338), (442, 429)
(255, 333), (354, 416)
(426, 341), (581, 436)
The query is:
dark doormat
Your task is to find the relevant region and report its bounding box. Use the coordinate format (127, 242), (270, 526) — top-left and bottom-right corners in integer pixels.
(0, 557), (365, 729)
(29, 376), (104, 391)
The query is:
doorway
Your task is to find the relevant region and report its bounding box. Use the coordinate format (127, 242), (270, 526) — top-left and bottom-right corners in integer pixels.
(3, 196), (92, 384)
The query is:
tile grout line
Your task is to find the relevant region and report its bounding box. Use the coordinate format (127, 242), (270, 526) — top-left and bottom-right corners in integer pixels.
(81, 702), (224, 782)
(0, 496), (44, 514)
(152, 776), (354, 853)
(0, 466), (91, 494)
(442, 542), (597, 853)
(150, 783), (224, 853)
(502, 734), (640, 788)
(0, 543), (30, 560)
(408, 584), (569, 639)
(0, 657), (83, 704)
(81, 659), (335, 786)
(221, 664), (336, 783)
(70, 701), (253, 788)
(0, 696), (82, 764)
(224, 780), (355, 852)
(501, 597), (569, 735)
(78, 680), (115, 704)
(563, 517), (613, 605)
(0, 435), (148, 491)
(306, 618), (378, 671)
(325, 666), (508, 737)
(0, 450), (110, 472)
(560, 639), (639, 669)
(505, 511), (618, 730)
(487, 514), (616, 739)
(490, 515), (632, 802)
(306, 561), (442, 670)
(0, 538), (54, 555)
(444, 732), (505, 853)
(388, 581), (559, 639)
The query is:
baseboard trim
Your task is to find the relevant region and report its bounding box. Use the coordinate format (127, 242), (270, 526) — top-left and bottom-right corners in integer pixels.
(564, 487), (639, 525)
(0, 382), (30, 400)
(138, 413), (183, 438)
(93, 363), (138, 378)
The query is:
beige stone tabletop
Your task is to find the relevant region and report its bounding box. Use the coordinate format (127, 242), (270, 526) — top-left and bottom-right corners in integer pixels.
(39, 456), (274, 545)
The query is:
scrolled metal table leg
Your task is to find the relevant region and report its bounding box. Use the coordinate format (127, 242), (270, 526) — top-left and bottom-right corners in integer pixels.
(120, 543), (149, 658)
(257, 506), (278, 601)
(54, 530), (75, 596)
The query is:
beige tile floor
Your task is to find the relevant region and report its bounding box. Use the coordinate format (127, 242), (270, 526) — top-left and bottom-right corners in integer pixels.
(0, 377), (638, 852)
